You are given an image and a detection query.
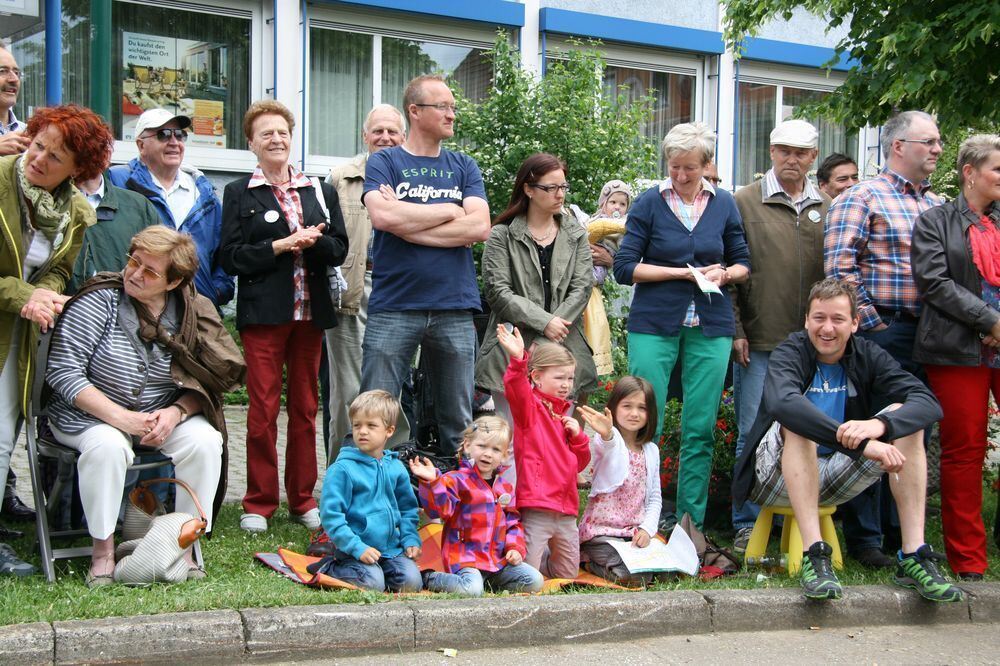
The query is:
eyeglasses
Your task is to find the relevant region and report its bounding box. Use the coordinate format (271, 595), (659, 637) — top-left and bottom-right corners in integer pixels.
(530, 183), (571, 194)
(0, 66), (23, 80)
(125, 254), (165, 281)
(413, 103), (458, 113)
(899, 138), (945, 148)
(142, 128), (188, 143)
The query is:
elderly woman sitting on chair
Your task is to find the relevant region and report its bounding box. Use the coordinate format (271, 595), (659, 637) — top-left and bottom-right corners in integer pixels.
(45, 226), (244, 587)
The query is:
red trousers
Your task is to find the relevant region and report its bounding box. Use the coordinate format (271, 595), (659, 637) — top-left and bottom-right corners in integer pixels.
(925, 363), (999, 575)
(241, 321), (322, 518)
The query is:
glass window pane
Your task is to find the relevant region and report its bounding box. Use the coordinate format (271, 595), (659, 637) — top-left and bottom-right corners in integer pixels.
(782, 86), (857, 167)
(737, 81), (776, 186)
(114, 2), (251, 150)
(604, 65), (695, 171)
(308, 28), (373, 157)
(381, 38), (489, 111)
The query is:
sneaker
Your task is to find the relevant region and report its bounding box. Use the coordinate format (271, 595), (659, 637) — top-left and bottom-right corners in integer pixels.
(0, 543), (36, 577)
(733, 527), (754, 553)
(851, 547), (895, 569)
(800, 541), (842, 600)
(240, 513), (268, 533)
(893, 545), (965, 602)
(306, 527), (335, 557)
(290, 508), (321, 530)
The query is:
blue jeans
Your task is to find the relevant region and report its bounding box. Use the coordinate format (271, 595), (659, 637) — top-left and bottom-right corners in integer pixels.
(361, 310), (477, 454)
(843, 316), (925, 552)
(323, 553), (422, 592)
(732, 351), (770, 531)
(425, 563), (544, 596)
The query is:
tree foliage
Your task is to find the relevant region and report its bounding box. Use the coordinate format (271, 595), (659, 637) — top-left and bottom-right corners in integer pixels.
(722, 1), (1000, 133)
(451, 32), (659, 217)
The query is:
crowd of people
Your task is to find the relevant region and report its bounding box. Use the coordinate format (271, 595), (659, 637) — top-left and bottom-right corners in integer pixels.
(0, 43), (996, 601)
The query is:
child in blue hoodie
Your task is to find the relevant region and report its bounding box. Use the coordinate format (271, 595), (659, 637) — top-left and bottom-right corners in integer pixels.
(313, 390), (422, 591)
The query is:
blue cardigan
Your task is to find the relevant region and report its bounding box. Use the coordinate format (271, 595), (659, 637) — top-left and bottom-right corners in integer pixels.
(613, 184), (750, 338)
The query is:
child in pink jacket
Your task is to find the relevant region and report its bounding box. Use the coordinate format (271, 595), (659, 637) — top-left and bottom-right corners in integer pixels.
(497, 324), (591, 579)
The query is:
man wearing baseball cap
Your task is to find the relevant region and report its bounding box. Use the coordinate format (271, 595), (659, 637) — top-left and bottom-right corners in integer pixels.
(108, 108), (234, 306)
(730, 119), (837, 549)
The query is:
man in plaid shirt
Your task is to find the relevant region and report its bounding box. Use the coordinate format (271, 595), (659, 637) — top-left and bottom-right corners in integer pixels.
(824, 110), (944, 559)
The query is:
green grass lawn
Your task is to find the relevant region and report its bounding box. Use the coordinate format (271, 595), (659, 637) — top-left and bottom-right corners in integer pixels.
(0, 484), (996, 626)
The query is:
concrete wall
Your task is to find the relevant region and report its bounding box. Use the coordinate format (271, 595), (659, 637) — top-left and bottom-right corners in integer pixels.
(755, 7), (850, 48)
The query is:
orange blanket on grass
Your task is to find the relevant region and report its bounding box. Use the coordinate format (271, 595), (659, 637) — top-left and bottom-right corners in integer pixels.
(257, 523), (625, 592)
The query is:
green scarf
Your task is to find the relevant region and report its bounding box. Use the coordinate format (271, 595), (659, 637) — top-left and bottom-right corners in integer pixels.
(16, 155), (74, 247)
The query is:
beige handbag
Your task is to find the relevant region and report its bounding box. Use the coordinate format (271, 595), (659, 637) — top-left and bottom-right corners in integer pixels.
(115, 478), (207, 585)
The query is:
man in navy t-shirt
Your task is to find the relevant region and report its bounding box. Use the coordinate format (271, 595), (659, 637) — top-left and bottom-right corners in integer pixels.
(732, 279), (961, 604)
(361, 74), (490, 453)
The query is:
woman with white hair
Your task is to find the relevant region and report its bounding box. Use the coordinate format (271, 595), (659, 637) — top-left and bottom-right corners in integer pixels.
(912, 133), (1000, 581)
(613, 121), (750, 530)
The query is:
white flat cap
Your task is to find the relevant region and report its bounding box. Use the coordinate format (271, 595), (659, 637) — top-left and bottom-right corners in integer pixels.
(770, 119), (818, 148)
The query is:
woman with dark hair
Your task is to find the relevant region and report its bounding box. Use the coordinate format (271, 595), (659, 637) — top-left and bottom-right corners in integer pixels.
(476, 152), (595, 429)
(0, 104), (113, 576)
(912, 133), (1000, 581)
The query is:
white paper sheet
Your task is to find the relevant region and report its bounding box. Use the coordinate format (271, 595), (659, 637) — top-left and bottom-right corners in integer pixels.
(606, 524), (700, 575)
(687, 264), (723, 300)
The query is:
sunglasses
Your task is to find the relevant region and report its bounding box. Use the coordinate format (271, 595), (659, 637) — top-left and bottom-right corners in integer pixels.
(126, 254), (165, 281)
(142, 128), (188, 143)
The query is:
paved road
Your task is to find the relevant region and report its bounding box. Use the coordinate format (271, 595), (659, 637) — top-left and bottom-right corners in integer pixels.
(275, 623), (999, 665)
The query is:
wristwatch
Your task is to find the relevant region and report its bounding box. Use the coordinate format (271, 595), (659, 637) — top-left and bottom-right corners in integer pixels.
(172, 402), (189, 423)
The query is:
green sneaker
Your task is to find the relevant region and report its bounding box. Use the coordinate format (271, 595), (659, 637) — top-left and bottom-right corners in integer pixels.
(800, 541), (842, 600)
(893, 545), (964, 602)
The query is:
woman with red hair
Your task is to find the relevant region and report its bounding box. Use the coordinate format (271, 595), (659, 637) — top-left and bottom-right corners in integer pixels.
(0, 104), (112, 576)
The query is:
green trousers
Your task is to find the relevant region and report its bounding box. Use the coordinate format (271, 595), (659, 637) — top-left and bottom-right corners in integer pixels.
(628, 328), (731, 529)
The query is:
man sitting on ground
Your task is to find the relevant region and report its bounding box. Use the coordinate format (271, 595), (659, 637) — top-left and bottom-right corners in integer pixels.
(732, 278), (963, 602)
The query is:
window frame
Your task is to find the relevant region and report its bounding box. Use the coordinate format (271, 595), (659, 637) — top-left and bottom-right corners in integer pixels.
(735, 61), (862, 186)
(303, 3), (504, 174)
(109, 0), (265, 173)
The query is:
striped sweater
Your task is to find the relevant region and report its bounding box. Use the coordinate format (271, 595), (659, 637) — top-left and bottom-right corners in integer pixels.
(47, 288), (182, 435)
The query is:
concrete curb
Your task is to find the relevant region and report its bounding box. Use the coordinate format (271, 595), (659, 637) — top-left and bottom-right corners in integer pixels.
(1, 583), (997, 664)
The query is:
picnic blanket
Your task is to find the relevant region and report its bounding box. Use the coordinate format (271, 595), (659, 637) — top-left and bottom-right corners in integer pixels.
(255, 523), (626, 592)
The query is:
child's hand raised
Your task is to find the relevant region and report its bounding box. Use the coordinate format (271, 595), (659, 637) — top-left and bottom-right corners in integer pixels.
(408, 455), (438, 482)
(578, 405), (613, 440)
(360, 546), (381, 564)
(561, 415), (581, 438)
(496, 323), (525, 360)
(505, 550), (523, 566)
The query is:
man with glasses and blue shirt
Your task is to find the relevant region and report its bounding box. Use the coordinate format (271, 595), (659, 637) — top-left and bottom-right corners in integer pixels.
(360, 75), (491, 454)
(825, 109), (945, 562)
(109, 108), (234, 307)
(0, 47), (29, 157)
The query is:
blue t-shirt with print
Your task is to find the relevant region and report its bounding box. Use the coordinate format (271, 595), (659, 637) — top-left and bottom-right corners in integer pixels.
(806, 362), (847, 456)
(362, 146), (487, 314)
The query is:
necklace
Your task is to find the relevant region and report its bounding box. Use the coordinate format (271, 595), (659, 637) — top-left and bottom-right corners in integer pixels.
(816, 363), (834, 391)
(529, 225), (556, 243)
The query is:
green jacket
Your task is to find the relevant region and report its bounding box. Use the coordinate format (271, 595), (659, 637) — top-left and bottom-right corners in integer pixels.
(476, 213), (597, 394)
(69, 176), (161, 293)
(732, 179), (831, 351)
(0, 154), (94, 411)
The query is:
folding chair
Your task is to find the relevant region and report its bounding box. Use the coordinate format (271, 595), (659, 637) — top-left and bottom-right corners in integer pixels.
(25, 331), (199, 583)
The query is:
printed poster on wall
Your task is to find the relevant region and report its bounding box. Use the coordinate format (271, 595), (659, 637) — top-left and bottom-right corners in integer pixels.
(121, 31), (229, 148)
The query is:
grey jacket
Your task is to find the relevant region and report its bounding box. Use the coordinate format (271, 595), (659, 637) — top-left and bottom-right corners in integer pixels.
(475, 213), (597, 394)
(327, 154), (370, 315)
(912, 194), (1000, 366)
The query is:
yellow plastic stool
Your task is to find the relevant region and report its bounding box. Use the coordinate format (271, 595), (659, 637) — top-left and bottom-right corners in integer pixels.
(743, 506), (843, 575)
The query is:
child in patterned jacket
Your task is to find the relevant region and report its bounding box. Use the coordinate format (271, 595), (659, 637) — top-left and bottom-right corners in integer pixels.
(409, 415), (544, 596)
